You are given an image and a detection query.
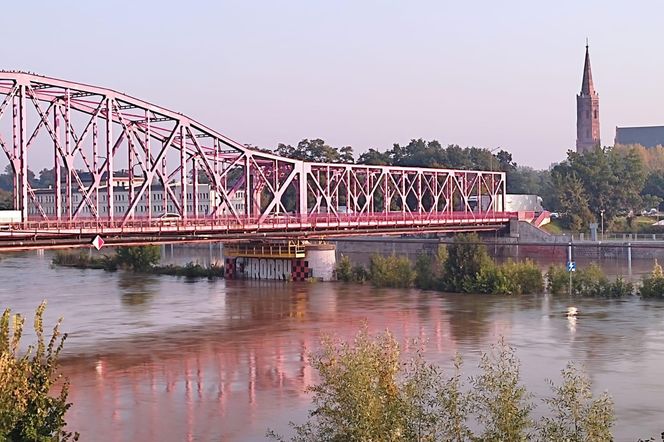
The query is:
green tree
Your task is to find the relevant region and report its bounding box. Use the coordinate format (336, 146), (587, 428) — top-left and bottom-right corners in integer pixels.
(339, 146), (354, 163)
(551, 147), (646, 229)
(539, 363), (614, 441)
(471, 339), (534, 442)
(0, 302), (78, 441)
(442, 233), (492, 292)
(369, 254), (415, 288)
(271, 328), (423, 441)
(551, 172), (594, 231)
(357, 148), (391, 166)
(115, 245), (161, 271)
(276, 139), (343, 163)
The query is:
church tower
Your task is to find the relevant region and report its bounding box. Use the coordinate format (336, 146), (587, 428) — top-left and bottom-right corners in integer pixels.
(576, 43), (600, 153)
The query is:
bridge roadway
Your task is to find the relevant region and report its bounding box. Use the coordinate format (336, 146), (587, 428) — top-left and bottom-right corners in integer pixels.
(0, 212), (513, 251)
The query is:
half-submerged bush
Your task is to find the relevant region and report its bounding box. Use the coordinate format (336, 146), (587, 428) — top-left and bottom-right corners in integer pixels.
(268, 328), (614, 442)
(640, 261), (664, 298)
(115, 245), (161, 271)
(547, 263), (633, 297)
(369, 254), (415, 288)
(546, 265), (569, 295)
(0, 302), (78, 440)
(152, 262), (224, 278)
(52, 250), (115, 271)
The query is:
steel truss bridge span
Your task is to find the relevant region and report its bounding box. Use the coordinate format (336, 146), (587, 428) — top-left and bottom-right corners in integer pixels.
(0, 71), (511, 249)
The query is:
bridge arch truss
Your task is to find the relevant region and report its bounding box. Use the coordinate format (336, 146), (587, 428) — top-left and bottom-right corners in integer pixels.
(0, 71), (508, 239)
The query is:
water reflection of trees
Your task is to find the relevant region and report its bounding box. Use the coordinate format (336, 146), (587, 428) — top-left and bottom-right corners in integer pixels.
(441, 293), (497, 346)
(117, 271), (158, 308)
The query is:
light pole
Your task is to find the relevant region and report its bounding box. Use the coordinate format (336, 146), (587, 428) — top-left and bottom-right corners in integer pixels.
(600, 209), (605, 241)
(489, 146), (501, 171)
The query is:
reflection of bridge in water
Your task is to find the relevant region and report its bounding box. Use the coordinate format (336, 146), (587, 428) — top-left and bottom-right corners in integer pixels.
(59, 281), (517, 441)
(0, 71), (512, 250)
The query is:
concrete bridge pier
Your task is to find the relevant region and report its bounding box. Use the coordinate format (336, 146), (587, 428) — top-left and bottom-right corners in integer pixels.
(304, 243), (336, 281)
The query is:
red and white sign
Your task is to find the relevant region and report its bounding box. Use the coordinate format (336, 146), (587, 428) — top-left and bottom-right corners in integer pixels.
(91, 235), (105, 251)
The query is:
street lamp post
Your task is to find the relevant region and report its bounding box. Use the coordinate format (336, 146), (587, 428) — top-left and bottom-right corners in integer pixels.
(600, 209), (605, 241)
(489, 146), (501, 171)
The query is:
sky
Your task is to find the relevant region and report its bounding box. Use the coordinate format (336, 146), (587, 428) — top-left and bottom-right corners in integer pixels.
(1, 0), (663, 170)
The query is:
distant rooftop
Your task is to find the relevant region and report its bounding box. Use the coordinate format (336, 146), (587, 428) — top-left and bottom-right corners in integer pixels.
(615, 126), (664, 148)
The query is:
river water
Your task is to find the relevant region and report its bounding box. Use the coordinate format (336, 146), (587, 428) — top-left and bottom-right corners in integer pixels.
(1, 250), (664, 441)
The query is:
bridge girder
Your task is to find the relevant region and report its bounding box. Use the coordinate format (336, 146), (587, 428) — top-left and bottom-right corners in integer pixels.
(0, 71), (507, 236)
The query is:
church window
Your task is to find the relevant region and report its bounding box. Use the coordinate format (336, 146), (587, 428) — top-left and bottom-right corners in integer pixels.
(594, 109), (598, 119)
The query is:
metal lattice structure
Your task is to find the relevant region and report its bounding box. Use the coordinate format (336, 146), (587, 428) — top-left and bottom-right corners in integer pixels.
(0, 71), (511, 246)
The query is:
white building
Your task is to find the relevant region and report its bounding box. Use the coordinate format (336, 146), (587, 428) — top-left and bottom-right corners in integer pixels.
(28, 182), (246, 219)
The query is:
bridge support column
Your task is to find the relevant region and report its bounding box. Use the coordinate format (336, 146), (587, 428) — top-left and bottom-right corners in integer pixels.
(304, 243), (336, 281)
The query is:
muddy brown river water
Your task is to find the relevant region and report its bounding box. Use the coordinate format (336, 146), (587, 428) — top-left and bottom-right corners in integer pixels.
(1, 250), (663, 441)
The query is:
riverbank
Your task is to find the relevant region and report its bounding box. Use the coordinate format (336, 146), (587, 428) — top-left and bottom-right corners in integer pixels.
(337, 233), (664, 299)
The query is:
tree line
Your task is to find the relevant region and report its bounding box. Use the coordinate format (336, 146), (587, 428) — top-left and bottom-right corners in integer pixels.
(274, 139), (664, 232)
(4, 138), (664, 232)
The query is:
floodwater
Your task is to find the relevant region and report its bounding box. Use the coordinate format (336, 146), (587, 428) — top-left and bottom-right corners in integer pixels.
(1, 250), (664, 441)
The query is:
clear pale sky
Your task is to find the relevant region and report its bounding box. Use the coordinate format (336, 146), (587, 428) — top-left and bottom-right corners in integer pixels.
(1, 0), (663, 169)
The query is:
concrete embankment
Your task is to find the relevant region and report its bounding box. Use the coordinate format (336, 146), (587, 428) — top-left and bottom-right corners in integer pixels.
(333, 220), (664, 262)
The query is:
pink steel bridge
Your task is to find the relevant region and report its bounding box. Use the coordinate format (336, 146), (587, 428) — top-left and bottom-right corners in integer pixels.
(0, 71), (513, 250)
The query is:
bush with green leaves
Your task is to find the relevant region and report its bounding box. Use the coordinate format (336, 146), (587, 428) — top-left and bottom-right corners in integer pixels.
(546, 265), (569, 295)
(115, 245), (161, 271)
(538, 362), (614, 441)
(640, 261), (664, 298)
(548, 263), (632, 297)
(335, 255), (353, 282)
(502, 259), (545, 294)
(474, 262), (515, 295)
(470, 338), (534, 441)
(52, 251), (116, 271)
(0, 302), (78, 441)
(269, 329), (615, 442)
(369, 254), (415, 288)
(152, 262), (224, 278)
(442, 233), (492, 292)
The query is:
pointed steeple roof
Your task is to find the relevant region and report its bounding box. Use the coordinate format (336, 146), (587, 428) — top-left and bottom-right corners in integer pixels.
(580, 43), (596, 96)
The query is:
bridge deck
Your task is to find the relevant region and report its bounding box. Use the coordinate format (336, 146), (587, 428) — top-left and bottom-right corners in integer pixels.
(0, 212), (514, 251)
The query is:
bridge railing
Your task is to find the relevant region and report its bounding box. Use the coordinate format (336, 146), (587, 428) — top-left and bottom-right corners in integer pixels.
(16, 211), (517, 234)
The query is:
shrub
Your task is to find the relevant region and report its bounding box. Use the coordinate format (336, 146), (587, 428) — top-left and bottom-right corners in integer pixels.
(335, 255), (353, 282)
(269, 330), (616, 442)
(470, 338), (534, 441)
(547, 263), (632, 297)
(369, 254), (415, 288)
(351, 264), (369, 283)
(442, 233), (491, 292)
(539, 363), (614, 441)
(600, 276), (634, 298)
(474, 262), (515, 295)
(640, 261), (664, 298)
(502, 259), (545, 294)
(269, 327), (429, 441)
(52, 250), (115, 271)
(414, 253), (436, 290)
(0, 303), (78, 440)
(152, 262), (224, 278)
(572, 264), (606, 296)
(115, 245), (161, 271)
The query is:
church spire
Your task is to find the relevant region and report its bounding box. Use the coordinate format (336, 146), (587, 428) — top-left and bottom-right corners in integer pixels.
(580, 42), (596, 96)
